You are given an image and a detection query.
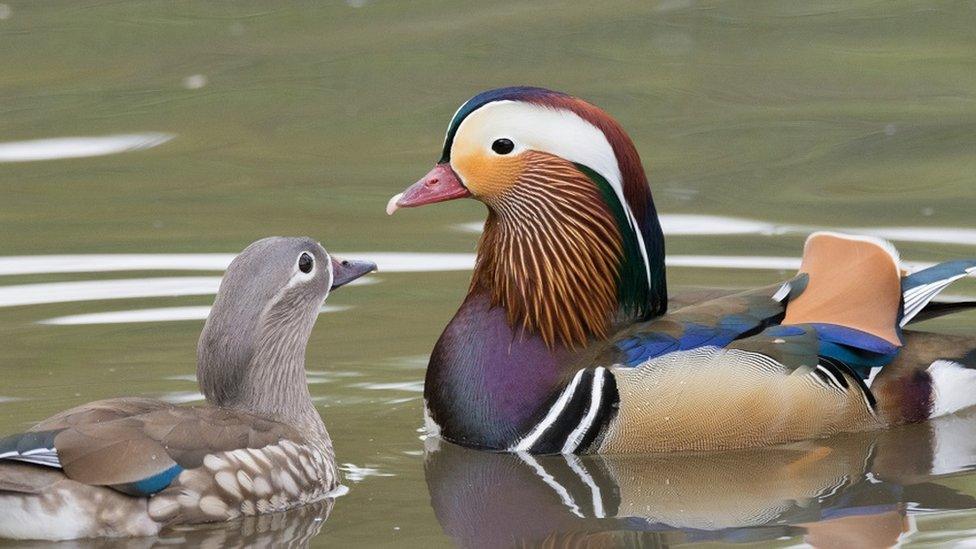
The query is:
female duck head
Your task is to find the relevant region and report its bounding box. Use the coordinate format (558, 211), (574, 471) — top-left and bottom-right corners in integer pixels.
(389, 87), (667, 348)
(197, 236), (376, 411)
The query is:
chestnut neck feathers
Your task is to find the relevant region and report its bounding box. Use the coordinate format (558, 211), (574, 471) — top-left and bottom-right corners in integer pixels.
(472, 152), (626, 348)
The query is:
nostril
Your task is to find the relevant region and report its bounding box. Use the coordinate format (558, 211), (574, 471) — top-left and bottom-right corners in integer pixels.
(425, 177), (439, 187)
(341, 260), (350, 266)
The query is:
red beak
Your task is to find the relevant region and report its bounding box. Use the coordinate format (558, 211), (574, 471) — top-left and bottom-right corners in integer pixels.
(386, 163), (471, 215)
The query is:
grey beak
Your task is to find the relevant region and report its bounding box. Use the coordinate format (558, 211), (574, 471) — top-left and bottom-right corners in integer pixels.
(330, 257), (377, 290)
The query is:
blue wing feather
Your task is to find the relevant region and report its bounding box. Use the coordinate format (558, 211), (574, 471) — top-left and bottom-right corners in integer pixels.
(115, 464), (184, 497)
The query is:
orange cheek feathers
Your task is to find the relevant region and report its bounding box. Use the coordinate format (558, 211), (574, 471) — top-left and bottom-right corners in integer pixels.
(452, 151), (525, 200)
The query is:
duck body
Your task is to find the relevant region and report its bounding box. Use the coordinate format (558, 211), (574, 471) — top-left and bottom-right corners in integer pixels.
(0, 399), (335, 538)
(391, 86), (976, 454)
(0, 237), (376, 540)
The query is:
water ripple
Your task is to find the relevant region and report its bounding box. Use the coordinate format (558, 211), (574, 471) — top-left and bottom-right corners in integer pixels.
(0, 277), (373, 309)
(0, 253), (471, 276)
(0, 133), (174, 162)
(460, 214), (976, 246)
(40, 304), (349, 325)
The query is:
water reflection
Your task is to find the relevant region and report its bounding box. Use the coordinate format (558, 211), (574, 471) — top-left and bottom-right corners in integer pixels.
(425, 411), (976, 547)
(17, 500), (333, 549)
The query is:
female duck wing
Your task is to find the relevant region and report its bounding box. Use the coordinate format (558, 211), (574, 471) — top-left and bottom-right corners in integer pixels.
(0, 398), (173, 470)
(1, 400), (301, 497)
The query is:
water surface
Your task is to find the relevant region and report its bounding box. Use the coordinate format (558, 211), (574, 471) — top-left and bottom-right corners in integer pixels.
(2, 1), (976, 547)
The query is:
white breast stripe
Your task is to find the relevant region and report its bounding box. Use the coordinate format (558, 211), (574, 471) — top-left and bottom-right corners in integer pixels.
(511, 369), (587, 452)
(814, 365), (846, 392)
(561, 368), (606, 454)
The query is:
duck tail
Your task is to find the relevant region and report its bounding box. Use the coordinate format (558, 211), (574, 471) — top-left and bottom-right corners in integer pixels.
(900, 260), (976, 326)
(871, 332), (976, 422)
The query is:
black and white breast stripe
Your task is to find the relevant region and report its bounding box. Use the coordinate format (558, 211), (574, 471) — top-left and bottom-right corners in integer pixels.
(810, 356), (878, 415)
(509, 367), (619, 454)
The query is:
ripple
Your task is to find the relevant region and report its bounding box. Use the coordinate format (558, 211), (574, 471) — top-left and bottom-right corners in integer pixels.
(355, 380), (424, 392)
(0, 277), (219, 308)
(339, 463), (394, 482)
(39, 304), (350, 325)
(0, 253), (472, 276)
(0, 254), (234, 276)
(0, 133), (174, 162)
(460, 214), (976, 246)
(0, 277), (373, 309)
(159, 391), (205, 404)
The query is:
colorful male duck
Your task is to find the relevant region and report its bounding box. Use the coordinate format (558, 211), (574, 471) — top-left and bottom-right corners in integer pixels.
(388, 86), (976, 454)
(0, 237), (375, 539)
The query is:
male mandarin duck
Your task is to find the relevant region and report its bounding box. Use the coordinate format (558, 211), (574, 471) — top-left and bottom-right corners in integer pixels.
(387, 86), (976, 454)
(0, 237), (376, 540)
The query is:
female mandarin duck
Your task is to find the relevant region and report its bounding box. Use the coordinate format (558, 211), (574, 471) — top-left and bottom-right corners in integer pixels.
(0, 237), (375, 540)
(387, 86), (976, 454)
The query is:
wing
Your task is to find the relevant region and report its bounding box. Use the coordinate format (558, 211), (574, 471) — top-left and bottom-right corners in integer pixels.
(0, 400), (301, 497)
(604, 284), (786, 367)
(901, 259), (976, 325)
(604, 234), (976, 369)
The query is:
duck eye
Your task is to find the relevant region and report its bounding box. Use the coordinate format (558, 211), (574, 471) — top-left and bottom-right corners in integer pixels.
(491, 138), (514, 155)
(298, 252), (314, 274)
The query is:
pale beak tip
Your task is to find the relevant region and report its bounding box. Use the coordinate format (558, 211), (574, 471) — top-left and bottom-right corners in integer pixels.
(386, 192), (404, 216)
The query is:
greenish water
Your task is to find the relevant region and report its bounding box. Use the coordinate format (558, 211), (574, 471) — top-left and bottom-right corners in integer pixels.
(2, 0), (976, 546)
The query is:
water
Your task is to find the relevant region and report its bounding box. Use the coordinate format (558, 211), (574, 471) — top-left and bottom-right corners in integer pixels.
(1, 0), (975, 546)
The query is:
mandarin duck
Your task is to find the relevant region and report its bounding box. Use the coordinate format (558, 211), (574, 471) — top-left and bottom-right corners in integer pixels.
(0, 237), (376, 540)
(387, 86), (976, 454)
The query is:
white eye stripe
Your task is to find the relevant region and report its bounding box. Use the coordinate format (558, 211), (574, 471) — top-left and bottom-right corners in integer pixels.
(285, 251), (318, 289)
(453, 100), (619, 184)
(323, 252), (334, 301)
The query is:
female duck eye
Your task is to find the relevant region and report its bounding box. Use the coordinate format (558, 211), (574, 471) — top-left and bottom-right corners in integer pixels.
(491, 138), (514, 155)
(298, 253), (314, 274)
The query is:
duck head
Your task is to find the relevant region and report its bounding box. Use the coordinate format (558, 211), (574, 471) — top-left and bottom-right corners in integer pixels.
(197, 237), (376, 417)
(389, 87), (667, 348)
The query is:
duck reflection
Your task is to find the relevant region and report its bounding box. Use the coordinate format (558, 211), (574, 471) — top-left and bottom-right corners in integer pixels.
(26, 499), (333, 549)
(425, 410), (976, 547)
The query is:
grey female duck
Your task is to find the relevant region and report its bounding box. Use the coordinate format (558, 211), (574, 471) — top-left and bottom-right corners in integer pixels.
(0, 237), (376, 540)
